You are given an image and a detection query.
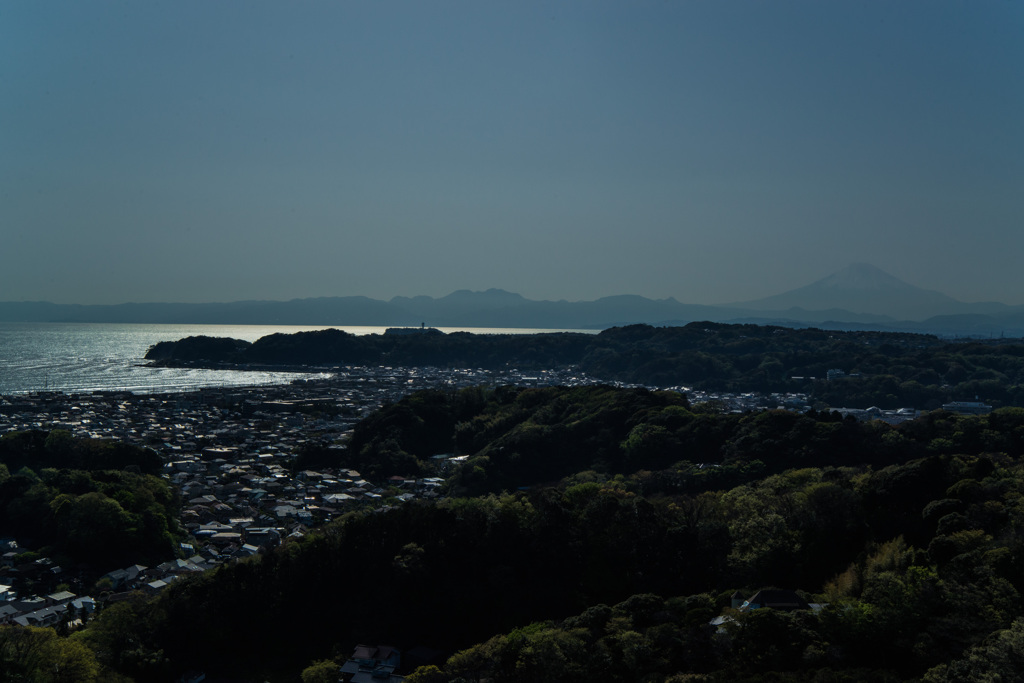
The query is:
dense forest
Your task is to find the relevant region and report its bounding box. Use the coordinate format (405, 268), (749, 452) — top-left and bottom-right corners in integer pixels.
(145, 323), (1024, 409)
(0, 430), (181, 577)
(5, 386), (1024, 681)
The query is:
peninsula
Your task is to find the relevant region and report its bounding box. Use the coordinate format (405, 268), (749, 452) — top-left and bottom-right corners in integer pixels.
(145, 322), (1024, 411)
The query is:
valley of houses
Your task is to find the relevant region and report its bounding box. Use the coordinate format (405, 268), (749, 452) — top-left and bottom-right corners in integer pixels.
(0, 365), (597, 631)
(0, 362), (927, 640)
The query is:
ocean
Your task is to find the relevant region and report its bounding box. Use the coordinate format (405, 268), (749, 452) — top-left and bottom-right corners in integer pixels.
(0, 322), (594, 396)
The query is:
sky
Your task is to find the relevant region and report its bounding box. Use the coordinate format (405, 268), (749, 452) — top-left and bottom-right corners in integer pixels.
(2, 1), (1022, 306)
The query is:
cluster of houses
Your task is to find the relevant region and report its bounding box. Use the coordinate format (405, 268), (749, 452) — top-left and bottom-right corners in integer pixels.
(0, 371), (487, 630)
(0, 365), (605, 582)
(1, 364), (860, 681)
(0, 448), (457, 605)
(0, 538), (92, 629)
(167, 446), (450, 563)
(0, 587), (95, 630)
(0, 365), (594, 446)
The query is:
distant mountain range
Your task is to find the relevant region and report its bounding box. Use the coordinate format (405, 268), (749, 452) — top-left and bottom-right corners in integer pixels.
(726, 263), (1013, 321)
(3, 264), (1024, 337)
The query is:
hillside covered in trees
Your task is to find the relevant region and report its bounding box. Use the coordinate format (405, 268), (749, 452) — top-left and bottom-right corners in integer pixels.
(145, 323), (1024, 409)
(0, 430), (181, 579)
(20, 385), (1024, 682)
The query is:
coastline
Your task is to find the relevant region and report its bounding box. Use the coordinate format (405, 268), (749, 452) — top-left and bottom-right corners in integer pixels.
(0, 322), (596, 396)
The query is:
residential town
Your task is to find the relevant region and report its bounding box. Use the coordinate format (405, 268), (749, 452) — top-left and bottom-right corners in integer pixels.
(0, 365), (612, 630)
(0, 363), (931, 643)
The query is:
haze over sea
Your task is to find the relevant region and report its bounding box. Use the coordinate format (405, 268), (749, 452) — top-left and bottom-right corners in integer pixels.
(0, 323), (593, 396)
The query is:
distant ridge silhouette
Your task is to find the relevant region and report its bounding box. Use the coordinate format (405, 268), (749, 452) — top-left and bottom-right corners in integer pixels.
(726, 263), (968, 320)
(2, 265), (1023, 337)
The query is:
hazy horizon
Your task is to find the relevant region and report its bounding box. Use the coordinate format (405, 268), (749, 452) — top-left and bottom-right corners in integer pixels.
(0, 262), (1014, 310)
(3, 2), (1022, 306)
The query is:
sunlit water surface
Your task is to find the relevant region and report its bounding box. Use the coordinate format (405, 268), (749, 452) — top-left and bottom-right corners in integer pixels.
(0, 323), (594, 395)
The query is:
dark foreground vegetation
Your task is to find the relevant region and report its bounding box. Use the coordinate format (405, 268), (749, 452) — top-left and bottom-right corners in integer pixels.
(146, 322), (1024, 409)
(5, 385), (1024, 681)
(0, 430), (180, 576)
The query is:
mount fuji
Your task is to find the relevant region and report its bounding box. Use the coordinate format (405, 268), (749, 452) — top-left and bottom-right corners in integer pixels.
(726, 263), (1010, 321)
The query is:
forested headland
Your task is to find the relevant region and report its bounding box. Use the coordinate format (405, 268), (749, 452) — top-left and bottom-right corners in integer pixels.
(145, 322), (1024, 409)
(6, 385), (1024, 681)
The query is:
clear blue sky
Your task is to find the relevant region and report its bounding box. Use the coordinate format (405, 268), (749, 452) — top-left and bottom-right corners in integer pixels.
(2, 1), (1022, 305)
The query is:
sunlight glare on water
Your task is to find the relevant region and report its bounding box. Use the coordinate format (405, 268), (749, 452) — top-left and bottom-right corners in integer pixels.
(0, 322), (594, 395)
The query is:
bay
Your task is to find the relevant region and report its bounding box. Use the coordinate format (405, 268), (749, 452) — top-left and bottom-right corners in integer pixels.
(0, 322), (595, 395)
